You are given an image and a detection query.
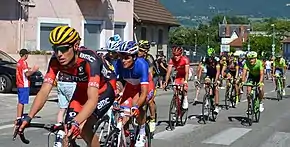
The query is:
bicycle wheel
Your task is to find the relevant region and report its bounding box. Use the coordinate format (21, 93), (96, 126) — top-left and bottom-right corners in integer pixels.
(104, 128), (125, 147)
(254, 96), (261, 123)
(230, 86), (237, 108)
(224, 87), (230, 110)
(94, 115), (113, 145)
(210, 96), (217, 122)
(201, 94), (210, 123)
(180, 94), (188, 126)
(145, 123), (152, 147)
(277, 78), (283, 101)
(247, 95), (253, 126)
(168, 96), (177, 130)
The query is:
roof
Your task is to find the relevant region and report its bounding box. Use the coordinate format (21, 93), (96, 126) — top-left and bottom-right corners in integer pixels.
(219, 24), (251, 38)
(134, 0), (180, 26)
(282, 37), (290, 43)
(228, 34), (248, 47)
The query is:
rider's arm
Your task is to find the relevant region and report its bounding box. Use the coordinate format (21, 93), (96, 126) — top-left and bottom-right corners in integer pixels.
(242, 64), (248, 83)
(27, 59), (58, 118)
(221, 65), (226, 78)
(272, 61), (276, 75)
(259, 64), (264, 83)
(136, 63), (149, 107)
(235, 65), (239, 79)
(73, 57), (102, 124)
(164, 59), (173, 84)
(215, 64), (220, 83)
(184, 58), (190, 82)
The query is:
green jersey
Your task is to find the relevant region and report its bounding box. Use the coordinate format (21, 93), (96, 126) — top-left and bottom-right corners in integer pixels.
(273, 58), (286, 69)
(243, 59), (264, 76)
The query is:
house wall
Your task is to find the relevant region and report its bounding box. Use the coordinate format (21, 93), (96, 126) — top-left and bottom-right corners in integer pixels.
(283, 43), (290, 60)
(0, 0), (133, 53)
(134, 24), (169, 59)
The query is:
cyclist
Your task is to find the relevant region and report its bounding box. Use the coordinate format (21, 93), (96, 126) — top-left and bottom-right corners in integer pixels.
(221, 54), (240, 104)
(195, 56), (207, 103)
(203, 48), (221, 114)
(18, 26), (116, 147)
(163, 46), (190, 109)
(241, 51), (265, 112)
(104, 34), (122, 68)
(272, 53), (287, 95)
(137, 40), (157, 133)
(115, 41), (155, 147)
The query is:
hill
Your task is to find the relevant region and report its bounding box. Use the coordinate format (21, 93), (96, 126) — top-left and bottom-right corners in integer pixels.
(159, 0), (290, 25)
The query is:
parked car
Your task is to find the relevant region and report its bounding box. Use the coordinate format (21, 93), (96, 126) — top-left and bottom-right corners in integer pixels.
(0, 50), (43, 93)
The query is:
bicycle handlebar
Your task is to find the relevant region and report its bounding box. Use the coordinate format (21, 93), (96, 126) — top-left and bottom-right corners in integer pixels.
(164, 84), (185, 91)
(13, 122), (65, 144)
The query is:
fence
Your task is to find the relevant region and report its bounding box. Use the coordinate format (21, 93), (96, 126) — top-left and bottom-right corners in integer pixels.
(167, 45), (208, 63)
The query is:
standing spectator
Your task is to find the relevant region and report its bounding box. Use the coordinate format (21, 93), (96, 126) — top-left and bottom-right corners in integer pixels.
(265, 59), (272, 80)
(157, 56), (167, 88)
(15, 49), (38, 122)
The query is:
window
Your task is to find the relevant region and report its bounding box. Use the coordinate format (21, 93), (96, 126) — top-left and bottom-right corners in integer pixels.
(141, 27), (147, 40)
(114, 23), (125, 39)
(84, 23), (101, 50)
(40, 23), (68, 50)
(158, 29), (163, 44)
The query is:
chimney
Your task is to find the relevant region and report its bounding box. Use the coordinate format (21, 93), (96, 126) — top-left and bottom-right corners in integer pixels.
(226, 24), (230, 37)
(240, 25), (245, 42)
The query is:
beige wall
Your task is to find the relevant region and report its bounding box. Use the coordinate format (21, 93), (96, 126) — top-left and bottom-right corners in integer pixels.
(0, 0), (133, 53)
(134, 24), (169, 58)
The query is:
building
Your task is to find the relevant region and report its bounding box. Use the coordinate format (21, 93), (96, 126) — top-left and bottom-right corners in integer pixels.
(219, 17), (250, 51)
(0, 0), (133, 53)
(133, 0), (180, 58)
(281, 37), (290, 60)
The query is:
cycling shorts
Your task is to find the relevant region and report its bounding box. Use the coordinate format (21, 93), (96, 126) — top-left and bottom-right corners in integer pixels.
(275, 68), (284, 76)
(247, 74), (260, 85)
(65, 81), (115, 122)
(225, 69), (236, 77)
(120, 82), (155, 113)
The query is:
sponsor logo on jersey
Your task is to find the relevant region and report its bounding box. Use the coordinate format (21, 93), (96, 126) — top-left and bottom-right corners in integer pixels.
(79, 52), (96, 62)
(97, 97), (110, 110)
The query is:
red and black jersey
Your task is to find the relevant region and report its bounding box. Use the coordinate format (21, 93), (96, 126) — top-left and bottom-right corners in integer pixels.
(44, 49), (116, 104)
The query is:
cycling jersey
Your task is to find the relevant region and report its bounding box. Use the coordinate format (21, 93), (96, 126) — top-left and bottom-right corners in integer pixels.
(44, 49), (117, 120)
(204, 57), (220, 80)
(115, 58), (155, 111)
(145, 54), (159, 77)
(243, 59), (264, 77)
(168, 56), (190, 79)
(273, 58), (286, 69)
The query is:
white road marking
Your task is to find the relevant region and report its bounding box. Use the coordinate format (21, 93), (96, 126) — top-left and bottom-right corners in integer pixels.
(154, 124), (200, 140)
(260, 132), (290, 147)
(202, 127), (252, 145)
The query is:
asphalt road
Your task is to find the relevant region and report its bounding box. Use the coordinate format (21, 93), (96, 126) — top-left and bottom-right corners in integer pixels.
(1, 76), (290, 147)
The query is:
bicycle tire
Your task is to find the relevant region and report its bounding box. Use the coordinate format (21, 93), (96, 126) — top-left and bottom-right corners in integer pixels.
(94, 115), (113, 145)
(201, 94), (210, 123)
(145, 123), (152, 147)
(230, 86), (237, 108)
(247, 94), (253, 126)
(180, 93), (188, 126)
(277, 78), (283, 101)
(254, 96), (261, 123)
(211, 97), (217, 122)
(225, 87), (230, 110)
(168, 96), (177, 130)
(103, 128), (122, 147)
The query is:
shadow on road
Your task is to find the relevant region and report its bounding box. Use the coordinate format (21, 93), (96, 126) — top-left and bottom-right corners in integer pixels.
(265, 96), (279, 101)
(47, 98), (58, 103)
(228, 116), (251, 126)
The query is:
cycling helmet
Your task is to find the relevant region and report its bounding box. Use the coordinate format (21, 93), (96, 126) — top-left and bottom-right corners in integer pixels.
(118, 41), (139, 55)
(109, 34), (122, 42)
(207, 48), (215, 56)
(49, 26), (80, 45)
(138, 40), (150, 50)
(106, 40), (122, 52)
(247, 51), (258, 58)
(172, 46), (183, 55)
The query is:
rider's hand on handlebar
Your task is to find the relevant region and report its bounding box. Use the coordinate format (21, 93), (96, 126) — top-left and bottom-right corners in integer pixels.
(19, 115), (32, 132)
(162, 82), (167, 90)
(66, 120), (80, 139)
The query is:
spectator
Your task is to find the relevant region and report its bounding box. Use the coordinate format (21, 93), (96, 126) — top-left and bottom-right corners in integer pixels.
(157, 56), (167, 88)
(15, 49), (38, 122)
(265, 59), (272, 80)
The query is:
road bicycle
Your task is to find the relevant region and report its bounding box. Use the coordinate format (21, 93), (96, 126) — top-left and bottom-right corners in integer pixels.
(200, 81), (217, 124)
(243, 83), (261, 126)
(104, 108), (151, 147)
(224, 78), (239, 109)
(166, 84), (188, 130)
(273, 73), (283, 101)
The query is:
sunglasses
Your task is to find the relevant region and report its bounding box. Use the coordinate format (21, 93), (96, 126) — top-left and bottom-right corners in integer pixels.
(52, 45), (72, 53)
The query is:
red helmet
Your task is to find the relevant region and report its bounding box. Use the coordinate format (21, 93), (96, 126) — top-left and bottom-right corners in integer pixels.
(172, 46), (183, 55)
